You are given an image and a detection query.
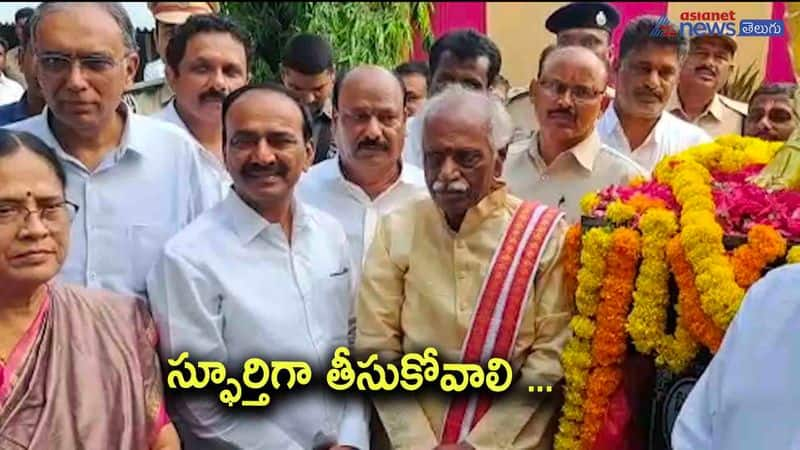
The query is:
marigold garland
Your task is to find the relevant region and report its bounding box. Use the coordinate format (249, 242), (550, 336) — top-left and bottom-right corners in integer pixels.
(656, 157), (745, 330)
(730, 225), (787, 289)
(591, 228), (641, 366)
(564, 224), (583, 304)
(667, 236), (724, 353)
(555, 227), (612, 450)
(605, 200), (636, 225)
(627, 209), (677, 354)
(789, 245), (800, 264)
(578, 228), (641, 448)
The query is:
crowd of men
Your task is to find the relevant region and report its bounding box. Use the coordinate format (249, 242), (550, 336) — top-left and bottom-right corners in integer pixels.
(0, 1), (798, 450)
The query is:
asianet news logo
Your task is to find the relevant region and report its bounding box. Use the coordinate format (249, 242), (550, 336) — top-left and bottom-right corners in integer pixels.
(651, 12), (784, 38)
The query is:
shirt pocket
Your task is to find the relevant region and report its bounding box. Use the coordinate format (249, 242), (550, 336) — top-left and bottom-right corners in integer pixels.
(128, 224), (174, 295)
(314, 267), (352, 349)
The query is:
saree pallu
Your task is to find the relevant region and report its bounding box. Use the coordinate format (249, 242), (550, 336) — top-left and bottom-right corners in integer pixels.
(0, 283), (168, 450)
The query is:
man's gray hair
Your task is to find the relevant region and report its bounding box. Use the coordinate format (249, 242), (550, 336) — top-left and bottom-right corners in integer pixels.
(420, 83), (514, 153)
(30, 2), (138, 52)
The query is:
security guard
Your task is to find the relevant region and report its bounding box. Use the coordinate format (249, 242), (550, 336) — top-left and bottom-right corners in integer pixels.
(667, 35), (748, 137)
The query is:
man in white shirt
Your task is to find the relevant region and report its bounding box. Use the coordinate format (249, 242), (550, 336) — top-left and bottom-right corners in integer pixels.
(297, 65), (427, 281)
(7, 3), (223, 299)
(671, 264), (800, 450)
(147, 83), (368, 450)
(403, 29), (502, 168)
(505, 46), (646, 222)
(153, 14), (249, 197)
(597, 16), (711, 172)
(0, 38), (24, 106)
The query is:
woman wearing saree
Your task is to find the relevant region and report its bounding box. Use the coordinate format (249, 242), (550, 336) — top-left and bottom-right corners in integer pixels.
(0, 129), (180, 449)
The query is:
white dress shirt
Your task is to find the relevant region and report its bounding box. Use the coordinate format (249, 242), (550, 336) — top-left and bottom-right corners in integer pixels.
(671, 265), (800, 450)
(144, 58), (166, 82)
(6, 108), (225, 299)
(146, 191), (369, 450)
(402, 116), (424, 168)
(0, 73), (23, 106)
(152, 99), (231, 200)
(597, 103), (712, 172)
(296, 156), (428, 281)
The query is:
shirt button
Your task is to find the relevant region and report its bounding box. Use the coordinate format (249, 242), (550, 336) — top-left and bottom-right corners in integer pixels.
(88, 272), (97, 281)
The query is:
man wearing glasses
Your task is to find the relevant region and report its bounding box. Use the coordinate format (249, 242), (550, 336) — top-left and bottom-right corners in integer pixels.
(5, 3), (224, 300)
(744, 83), (799, 142)
(504, 46), (646, 222)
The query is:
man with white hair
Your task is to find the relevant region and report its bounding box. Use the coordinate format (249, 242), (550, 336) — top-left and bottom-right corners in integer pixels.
(356, 84), (571, 449)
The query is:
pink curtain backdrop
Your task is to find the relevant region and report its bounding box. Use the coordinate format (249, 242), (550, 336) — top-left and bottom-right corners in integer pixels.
(608, 2), (669, 54)
(412, 2), (795, 82)
(412, 2), (486, 60)
(766, 2), (795, 82)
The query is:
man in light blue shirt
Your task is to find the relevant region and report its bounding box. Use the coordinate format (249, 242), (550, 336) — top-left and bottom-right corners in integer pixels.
(147, 84), (369, 449)
(6, 2), (224, 299)
(672, 264), (800, 449)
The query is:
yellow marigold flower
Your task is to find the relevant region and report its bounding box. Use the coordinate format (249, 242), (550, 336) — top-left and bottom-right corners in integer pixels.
(570, 316), (596, 340)
(788, 245), (800, 264)
(605, 200), (636, 225)
(580, 192), (600, 215)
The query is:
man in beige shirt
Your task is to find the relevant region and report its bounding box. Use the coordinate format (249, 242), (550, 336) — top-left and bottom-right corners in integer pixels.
(506, 46), (646, 223)
(356, 85), (570, 449)
(667, 35), (748, 137)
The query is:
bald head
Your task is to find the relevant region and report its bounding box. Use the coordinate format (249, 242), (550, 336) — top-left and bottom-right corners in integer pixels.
(534, 45), (608, 151)
(542, 45), (608, 85)
(333, 65), (408, 176)
(333, 65), (406, 111)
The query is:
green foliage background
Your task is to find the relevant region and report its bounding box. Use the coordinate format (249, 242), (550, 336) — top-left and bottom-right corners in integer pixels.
(222, 2), (434, 83)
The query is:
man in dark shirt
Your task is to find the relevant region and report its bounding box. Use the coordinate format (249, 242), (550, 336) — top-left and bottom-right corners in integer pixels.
(0, 17), (44, 126)
(281, 33), (336, 164)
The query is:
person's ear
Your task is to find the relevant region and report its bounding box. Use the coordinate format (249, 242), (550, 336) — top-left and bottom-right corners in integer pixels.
(303, 139), (316, 172)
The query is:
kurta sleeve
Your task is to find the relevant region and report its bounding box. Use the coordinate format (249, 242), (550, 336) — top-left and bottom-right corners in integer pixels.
(355, 215), (439, 449)
(466, 219), (572, 449)
(146, 248), (302, 450)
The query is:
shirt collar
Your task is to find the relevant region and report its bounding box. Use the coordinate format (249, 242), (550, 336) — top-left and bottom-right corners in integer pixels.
(441, 183), (510, 236)
(333, 154), (417, 196)
(531, 130), (600, 172)
(40, 102), (148, 161)
(317, 99), (333, 121)
(602, 101), (670, 151)
(667, 89), (724, 122)
(224, 189), (314, 245)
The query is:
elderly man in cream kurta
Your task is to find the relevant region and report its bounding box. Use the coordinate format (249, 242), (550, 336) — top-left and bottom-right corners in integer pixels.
(505, 46), (646, 223)
(357, 85), (571, 450)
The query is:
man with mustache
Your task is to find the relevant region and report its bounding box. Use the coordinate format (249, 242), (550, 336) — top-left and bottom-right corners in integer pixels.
(597, 16), (712, 172)
(357, 85), (570, 449)
(505, 46), (647, 222)
(297, 65), (427, 291)
(402, 29), (502, 168)
(147, 83), (369, 450)
(508, 2), (620, 139)
(154, 13), (249, 187)
(6, 2), (224, 299)
(667, 35), (748, 137)
(0, 16), (45, 125)
(744, 83), (799, 142)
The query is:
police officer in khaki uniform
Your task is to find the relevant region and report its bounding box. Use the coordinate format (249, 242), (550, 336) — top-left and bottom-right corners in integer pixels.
(667, 35), (748, 137)
(505, 46), (646, 223)
(507, 2), (620, 140)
